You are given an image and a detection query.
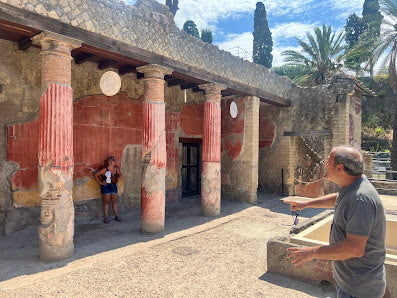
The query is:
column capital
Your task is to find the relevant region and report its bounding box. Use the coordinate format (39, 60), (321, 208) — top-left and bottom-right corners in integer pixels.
(198, 83), (227, 94)
(33, 31), (82, 55)
(244, 95), (260, 101)
(137, 64), (173, 79)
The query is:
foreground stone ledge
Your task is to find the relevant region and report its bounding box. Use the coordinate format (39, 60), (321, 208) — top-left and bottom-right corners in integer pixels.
(266, 236), (334, 286)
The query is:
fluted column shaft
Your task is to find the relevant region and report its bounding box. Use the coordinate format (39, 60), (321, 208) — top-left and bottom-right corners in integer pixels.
(137, 64), (173, 234)
(33, 31), (81, 261)
(199, 83), (226, 216)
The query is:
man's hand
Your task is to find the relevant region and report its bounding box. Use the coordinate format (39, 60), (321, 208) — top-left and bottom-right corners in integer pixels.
(286, 246), (317, 267)
(283, 199), (308, 212)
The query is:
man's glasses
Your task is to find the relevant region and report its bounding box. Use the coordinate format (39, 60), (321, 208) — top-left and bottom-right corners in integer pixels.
(293, 211), (299, 225)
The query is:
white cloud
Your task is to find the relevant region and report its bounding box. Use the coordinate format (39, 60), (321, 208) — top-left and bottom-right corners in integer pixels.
(216, 31), (302, 67)
(216, 32), (253, 61)
(271, 22), (319, 43)
(174, 0), (257, 30)
(175, 0), (324, 32)
(272, 45), (302, 67)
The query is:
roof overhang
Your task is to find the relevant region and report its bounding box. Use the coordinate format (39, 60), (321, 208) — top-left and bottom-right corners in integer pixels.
(0, 2), (291, 107)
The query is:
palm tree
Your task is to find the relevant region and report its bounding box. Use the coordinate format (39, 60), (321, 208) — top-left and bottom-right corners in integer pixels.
(362, 0), (397, 169)
(281, 25), (345, 85)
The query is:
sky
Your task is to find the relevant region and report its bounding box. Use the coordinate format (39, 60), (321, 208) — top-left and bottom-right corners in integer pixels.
(126, 0), (366, 67)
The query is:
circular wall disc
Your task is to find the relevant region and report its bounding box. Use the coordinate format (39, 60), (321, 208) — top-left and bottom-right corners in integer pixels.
(230, 101), (238, 118)
(100, 71), (121, 96)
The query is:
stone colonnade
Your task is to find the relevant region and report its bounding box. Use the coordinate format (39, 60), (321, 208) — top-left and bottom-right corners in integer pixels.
(31, 31), (259, 261)
(33, 31), (81, 261)
(137, 64), (173, 234)
(199, 83), (226, 216)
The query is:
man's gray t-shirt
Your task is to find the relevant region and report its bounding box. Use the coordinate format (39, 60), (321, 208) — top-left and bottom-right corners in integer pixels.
(330, 175), (386, 297)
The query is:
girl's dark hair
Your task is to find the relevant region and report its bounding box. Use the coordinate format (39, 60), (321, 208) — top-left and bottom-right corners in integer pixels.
(104, 156), (115, 167)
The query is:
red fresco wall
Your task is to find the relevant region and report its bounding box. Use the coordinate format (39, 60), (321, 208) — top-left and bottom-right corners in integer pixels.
(180, 103), (204, 136)
(221, 97), (245, 160)
(8, 96), (250, 206)
(165, 110), (180, 202)
(259, 115), (275, 148)
(73, 92), (143, 179)
(7, 96), (207, 206)
(7, 92), (143, 206)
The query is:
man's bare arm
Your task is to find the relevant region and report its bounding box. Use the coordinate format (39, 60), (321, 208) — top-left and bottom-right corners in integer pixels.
(284, 193), (337, 211)
(286, 233), (368, 267)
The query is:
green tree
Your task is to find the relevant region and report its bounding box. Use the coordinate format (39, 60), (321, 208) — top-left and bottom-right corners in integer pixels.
(272, 65), (312, 86)
(183, 20), (200, 38)
(200, 29), (213, 44)
(281, 25), (345, 85)
(344, 14), (368, 75)
(345, 13), (367, 49)
(253, 2), (273, 68)
(166, 0), (179, 16)
(364, 0), (397, 168)
(362, 0), (383, 77)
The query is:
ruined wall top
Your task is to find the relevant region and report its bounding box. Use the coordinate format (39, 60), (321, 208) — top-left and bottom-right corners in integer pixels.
(0, 0), (301, 101)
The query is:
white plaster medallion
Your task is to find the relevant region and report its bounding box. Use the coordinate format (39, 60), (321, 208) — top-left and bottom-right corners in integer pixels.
(230, 101), (238, 118)
(100, 71), (121, 96)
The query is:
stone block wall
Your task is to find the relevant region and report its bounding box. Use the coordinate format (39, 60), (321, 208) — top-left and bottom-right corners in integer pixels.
(221, 96), (259, 203)
(258, 79), (359, 196)
(294, 137), (324, 198)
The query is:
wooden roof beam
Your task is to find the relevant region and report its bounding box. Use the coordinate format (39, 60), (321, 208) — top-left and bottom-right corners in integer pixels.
(74, 52), (96, 64)
(118, 65), (137, 76)
(167, 79), (184, 87)
(180, 83), (197, 90)
(98, 59), (121, 70)
(18, 36), (32, 51)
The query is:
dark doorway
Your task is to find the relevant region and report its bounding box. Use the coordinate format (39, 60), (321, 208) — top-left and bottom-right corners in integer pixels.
(181, 142), (201, 197)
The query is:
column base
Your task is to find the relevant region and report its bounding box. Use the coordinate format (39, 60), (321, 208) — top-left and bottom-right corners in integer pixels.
(40, 242), (74, 262)
(201, 162), (221, 217)
(141, 222), (164, 234)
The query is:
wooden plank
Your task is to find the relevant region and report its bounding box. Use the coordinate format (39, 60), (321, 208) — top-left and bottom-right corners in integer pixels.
(0, 2), (291, 107)
(283, 131), (333, 137)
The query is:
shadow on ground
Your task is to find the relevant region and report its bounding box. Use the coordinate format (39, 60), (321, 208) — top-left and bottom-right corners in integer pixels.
(259, 272), (336, 298)
(0, 190), (326, 282)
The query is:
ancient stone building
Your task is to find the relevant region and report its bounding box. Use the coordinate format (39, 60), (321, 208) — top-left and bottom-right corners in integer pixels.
(0, 0), (373, 260)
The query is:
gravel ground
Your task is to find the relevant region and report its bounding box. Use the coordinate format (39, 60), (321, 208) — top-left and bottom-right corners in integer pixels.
(0, 192), (336, 297)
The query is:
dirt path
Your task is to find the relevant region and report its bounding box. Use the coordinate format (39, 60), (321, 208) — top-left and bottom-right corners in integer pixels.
(0, 193), (336, 297)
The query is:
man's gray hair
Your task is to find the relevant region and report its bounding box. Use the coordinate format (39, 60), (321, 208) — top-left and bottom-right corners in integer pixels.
(333, 146), (364, 176)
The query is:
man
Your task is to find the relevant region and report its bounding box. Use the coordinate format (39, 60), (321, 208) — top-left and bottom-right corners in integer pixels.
(284, 146), (389, 298)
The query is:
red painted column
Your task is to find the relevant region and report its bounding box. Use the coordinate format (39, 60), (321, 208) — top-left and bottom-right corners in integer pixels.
(137, 64), (173, 233)
(33, 32), (81, 261)
(199, 83), (226, 216)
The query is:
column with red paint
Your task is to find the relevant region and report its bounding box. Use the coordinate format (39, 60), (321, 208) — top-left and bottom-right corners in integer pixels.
(199, 83), (226, 216)
(33, 32), (81, 261)
(137, 64), (173, 233)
